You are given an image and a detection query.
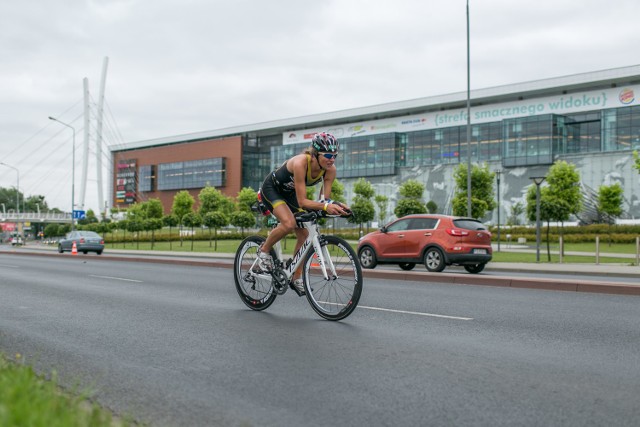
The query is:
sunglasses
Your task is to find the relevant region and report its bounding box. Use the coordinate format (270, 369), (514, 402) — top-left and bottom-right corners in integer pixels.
(320, 153), (338, 160)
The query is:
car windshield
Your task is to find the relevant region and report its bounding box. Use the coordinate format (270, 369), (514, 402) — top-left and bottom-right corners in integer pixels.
(453, 219), (486, 231)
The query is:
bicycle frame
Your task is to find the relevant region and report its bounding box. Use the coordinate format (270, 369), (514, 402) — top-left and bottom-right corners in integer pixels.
(249, 215), (338, 286)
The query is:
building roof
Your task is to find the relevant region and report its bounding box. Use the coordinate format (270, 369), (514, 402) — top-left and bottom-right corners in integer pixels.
(110, 64), (640, 153)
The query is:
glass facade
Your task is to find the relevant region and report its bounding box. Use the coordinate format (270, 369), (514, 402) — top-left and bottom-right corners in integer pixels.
(250, 104), (640, 188)
(138, 165), (154, 193)
(157, 157), (226, 190)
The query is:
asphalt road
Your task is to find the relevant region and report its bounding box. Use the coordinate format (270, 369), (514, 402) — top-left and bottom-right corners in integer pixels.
(1, 254), (639, 426)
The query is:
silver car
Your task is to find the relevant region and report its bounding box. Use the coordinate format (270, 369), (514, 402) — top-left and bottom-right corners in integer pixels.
(58, 230), (105, 255)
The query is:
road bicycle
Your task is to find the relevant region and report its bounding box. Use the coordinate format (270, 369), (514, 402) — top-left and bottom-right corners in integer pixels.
(233, 210), (363, 321)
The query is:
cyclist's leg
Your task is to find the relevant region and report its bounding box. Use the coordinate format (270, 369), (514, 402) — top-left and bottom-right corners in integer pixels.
(259, 181), (298, 253)
(261, 203), (296, 252)
(292, 226), (308, 281)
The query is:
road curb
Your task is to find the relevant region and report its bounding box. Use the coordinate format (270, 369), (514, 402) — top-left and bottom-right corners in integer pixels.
(5, 250), (640, 296)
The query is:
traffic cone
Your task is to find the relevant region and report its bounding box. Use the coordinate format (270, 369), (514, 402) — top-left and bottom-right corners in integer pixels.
(71, 241), (78, 255)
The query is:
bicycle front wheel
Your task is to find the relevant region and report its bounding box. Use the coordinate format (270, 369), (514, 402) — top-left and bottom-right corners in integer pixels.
(234, 236), (277, 311)
(303, 235), (363, 321)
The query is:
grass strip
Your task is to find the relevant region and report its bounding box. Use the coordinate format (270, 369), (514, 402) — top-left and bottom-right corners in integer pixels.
(0, 353), (131, 427)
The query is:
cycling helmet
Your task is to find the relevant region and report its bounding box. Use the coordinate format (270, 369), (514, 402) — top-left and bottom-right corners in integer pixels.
(311, 132), (339, 153)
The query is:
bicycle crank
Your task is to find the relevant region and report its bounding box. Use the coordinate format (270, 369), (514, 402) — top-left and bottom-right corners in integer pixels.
(271, 269), (289, 295)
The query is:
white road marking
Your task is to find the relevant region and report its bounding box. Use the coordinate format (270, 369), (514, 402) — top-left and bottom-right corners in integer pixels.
(358, 305), (473, 320)
(89, 275), (143, 283)
(0, 264), (19, 268)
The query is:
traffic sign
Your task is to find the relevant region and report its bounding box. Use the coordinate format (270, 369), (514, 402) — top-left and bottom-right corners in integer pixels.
(72, 210), (86, 219)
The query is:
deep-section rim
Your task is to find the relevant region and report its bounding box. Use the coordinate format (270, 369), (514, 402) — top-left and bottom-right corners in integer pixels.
(303, 235), (362, 321)
(233, 236), (277, 311)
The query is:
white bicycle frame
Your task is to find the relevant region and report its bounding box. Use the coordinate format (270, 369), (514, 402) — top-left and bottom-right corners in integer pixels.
(249, 218), (339, 284)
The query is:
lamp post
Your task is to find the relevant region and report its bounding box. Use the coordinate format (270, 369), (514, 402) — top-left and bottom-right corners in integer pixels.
(496, 170), (501, 252)
(465, 0), (472, 217)
(0, 162), (19, 214)
(48, 116), (76, 230)
(530, 176), (546, 263)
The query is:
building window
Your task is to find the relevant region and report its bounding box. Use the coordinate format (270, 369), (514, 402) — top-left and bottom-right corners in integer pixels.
(503, 115), (553, 167)
(157, 158), (226, 190)
(138, 165), (155, 193)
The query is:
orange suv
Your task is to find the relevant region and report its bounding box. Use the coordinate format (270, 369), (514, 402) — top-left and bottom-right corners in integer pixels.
(357, 214), (492, 273)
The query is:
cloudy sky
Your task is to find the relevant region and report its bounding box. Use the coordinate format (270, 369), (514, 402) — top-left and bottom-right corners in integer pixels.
(1, 0), (639, 214)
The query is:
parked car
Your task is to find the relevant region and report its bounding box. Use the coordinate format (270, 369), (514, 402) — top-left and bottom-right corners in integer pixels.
(10, 236), (23, 246)
(58, 230), (105, 255)
(357, 214), (492, 273)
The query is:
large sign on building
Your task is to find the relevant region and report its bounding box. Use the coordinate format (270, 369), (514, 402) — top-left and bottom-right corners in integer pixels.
(116, 159), (137, 205)
(282, 86), (639, 145)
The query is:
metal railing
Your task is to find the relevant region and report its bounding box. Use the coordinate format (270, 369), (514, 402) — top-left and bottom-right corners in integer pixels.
(0, 212), (71, 222)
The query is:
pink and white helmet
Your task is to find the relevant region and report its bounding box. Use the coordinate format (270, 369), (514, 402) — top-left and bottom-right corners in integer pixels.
(311, 132), (339, 153)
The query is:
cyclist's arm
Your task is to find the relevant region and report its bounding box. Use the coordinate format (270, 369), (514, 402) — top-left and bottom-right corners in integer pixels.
(291, 158), (346, 215)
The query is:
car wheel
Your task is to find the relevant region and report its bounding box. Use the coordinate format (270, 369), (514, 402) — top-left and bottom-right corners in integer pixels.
(424, 248), (446, 272)
(464, 263), (485, 274)
(58, 244), (64, 253)
(399, 263), (415, 271)
(83, 251), (88, 254)
(358, 246), (378, 269)
(97, 250), (103, 255)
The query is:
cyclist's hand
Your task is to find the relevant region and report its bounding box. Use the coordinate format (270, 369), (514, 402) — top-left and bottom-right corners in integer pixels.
(327, 201), (351, 217)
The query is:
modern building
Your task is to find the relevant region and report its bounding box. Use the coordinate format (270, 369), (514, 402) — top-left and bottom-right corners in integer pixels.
(109, 65), (640, 223)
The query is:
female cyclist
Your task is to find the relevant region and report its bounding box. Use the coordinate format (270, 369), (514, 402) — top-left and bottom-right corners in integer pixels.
(257, 132), (349, 295)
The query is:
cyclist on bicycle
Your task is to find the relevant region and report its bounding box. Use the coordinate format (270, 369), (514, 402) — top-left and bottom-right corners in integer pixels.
(257, 132), (349, 296)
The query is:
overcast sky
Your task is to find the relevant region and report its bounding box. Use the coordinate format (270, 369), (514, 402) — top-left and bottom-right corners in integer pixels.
(1, 0), (639, 214)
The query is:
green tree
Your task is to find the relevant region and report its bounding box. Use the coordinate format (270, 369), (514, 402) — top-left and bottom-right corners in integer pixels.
(598, 183), (624, 245)
(509, 202), (525, 226)
(328, 179), (346, 204)
(426, 200), (438, 214)
(126, 219), (144, 250)
(162, 214), (179, 250)
(203, 211), (229, 250)
(182, 212), (202, 251)
(198, 186), (227, 215)
(44, 223), (61, 238)
(23, 194), (49, 213)
(145, 198), (164, 219)
(348, 178), (375, 235)
(144, 218), (164, 250)
(394, 179), (427, 218)
(236, 187), (258, 212)
(172, 191), (195, 223)
(374, 195), (389, 224)
(633, 151), (640, 173)
(546, 160), (582, 223)
(0, 187), (23, 212)
(526, 184), (570, 261)
(230, 210), (255, 237)
(172, 191), (195, 246)
(139, 199), (165, 247)
(452, 164), (495, 219)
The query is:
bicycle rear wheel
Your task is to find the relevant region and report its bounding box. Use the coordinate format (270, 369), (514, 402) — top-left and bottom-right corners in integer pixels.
(303, 235), (363, 321)
(234, 236), (277, 311)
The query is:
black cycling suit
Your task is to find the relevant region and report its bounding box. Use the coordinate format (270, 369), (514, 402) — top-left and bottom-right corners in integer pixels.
(260, 154), (325, 213)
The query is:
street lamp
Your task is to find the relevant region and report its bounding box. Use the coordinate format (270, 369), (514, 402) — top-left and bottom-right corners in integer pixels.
(48, 116), (76, 230)
(529, 176), (546, 263)
(495, 170), (502, 252)
(0, 162), (19, 214)
(465, 0), (472, 217)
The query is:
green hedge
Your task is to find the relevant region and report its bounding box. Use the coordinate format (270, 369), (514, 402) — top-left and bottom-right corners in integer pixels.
(491, 224), (640, 244)
(100, 228), (363, 244)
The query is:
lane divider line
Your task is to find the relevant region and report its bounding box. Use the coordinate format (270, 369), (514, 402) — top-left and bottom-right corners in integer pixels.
(89, 274), (143, 283)
(358, 305), (473, 320)
(0, 264), (19, 268)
